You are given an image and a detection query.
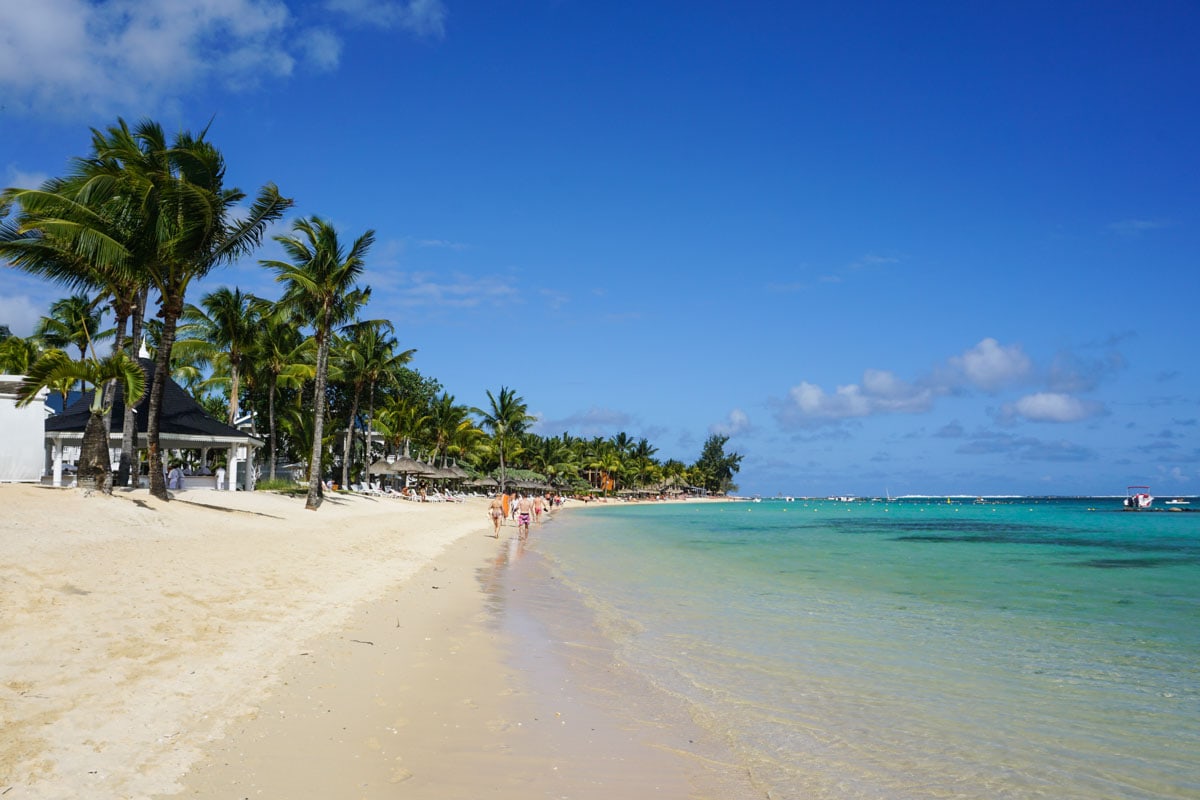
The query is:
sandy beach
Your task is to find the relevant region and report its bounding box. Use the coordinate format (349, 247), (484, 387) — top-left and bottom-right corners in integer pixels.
(0, 485), (713, 799)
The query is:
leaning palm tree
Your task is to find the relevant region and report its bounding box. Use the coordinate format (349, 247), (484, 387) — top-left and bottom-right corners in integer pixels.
(7, 118), (290, 499)
(90, 119), (290, 500)
(16, 348), (145, 493)
(265, 216), (374, 510)
(471, 386), (533, 494)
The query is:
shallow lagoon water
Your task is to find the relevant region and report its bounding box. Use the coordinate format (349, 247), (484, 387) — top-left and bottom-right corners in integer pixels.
(512, 499), (1200, 799)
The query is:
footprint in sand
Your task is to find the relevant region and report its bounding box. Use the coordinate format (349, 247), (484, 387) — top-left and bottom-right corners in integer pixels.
(389, 767), (414, 783)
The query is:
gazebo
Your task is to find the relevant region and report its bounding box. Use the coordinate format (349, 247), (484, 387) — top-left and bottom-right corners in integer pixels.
(43, 359), (263, 489)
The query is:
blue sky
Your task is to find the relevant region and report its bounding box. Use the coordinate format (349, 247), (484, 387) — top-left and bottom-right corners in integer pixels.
(2, 1), (1197, 497)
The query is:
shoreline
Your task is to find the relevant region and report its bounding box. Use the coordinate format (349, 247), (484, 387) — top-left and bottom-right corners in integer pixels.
(0, 485), (732, 799)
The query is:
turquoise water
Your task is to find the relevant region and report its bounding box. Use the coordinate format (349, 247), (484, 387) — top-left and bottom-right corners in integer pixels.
(515, 499), (1200, 799)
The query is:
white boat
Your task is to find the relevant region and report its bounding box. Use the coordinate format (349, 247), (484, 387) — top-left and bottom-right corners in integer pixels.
(1165, 498), (1190, 506)
(1123, 486), (1153, 509)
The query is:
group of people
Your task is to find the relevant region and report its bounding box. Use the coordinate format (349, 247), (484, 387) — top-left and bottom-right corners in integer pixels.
(488, 491), (560, 539)
(165, 460), (227, 491)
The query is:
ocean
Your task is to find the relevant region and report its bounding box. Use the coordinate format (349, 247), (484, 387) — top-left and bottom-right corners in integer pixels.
(497, 498), (1200, 800)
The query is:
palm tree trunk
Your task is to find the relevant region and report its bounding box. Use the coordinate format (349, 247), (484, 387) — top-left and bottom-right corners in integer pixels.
(305, 325), (331, 510)
(228, 361), (240, 425)
(117, 287), (148, 489)
(100, 305), (129, 495)
(148, 297), (182, 500)
(341, 387), (362, 490)
(79, 410), (113, 492)
(365, 380), (377, 476)
(268, 373), (278, 482)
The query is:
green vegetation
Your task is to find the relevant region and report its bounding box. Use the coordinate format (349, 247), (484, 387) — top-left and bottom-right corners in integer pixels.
(1, 116), (742, 504)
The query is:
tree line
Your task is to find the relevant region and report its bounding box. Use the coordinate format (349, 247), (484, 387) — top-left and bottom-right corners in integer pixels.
(0, 118), (743, 507)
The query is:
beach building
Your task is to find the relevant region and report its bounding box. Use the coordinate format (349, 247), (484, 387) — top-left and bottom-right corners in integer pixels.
(0, 374), (50, 482)
(42, 359), (263, 490)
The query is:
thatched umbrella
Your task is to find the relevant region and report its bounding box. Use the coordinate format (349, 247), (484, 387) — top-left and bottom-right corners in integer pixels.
(386, 455), (438, 488)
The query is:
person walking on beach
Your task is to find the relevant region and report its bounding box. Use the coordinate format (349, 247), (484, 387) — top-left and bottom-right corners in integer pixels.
(533, 494), (545, 524)
(517, 493), (534, 540)
(488, 495), (504, 537)
(501, 491), (511, 525)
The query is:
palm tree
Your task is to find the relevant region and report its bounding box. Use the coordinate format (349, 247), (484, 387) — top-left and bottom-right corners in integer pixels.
(332, 320), (415, 489)
(177, 287), (262, 425)
(8, 118), (291, 499)
(244, 301), (314, 481)
(34, 293), (109, 360)
(16, 347), (145, 493)
(472, 386), (533, 494)
(428, 392), (480, 466)
(0, 335), (42, 374)
(133, 124), (288, 499)
(265, 216), (374, 510)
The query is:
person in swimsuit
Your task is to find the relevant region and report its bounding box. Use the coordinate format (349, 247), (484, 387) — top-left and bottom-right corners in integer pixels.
(488, 495), (504, 537)
(517, 493), (534, 539)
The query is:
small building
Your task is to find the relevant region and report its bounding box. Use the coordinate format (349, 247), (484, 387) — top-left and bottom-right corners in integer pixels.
(0, 374), (49, 482)
(43, 359), (263, 490)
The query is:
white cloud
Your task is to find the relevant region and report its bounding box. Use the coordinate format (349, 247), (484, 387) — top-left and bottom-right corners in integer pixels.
(785, 381), (871, 421)
(4, 167), (51, 191)
(536, 407), (633, 437)
(0, 0), (300, 114)
(0, 0), (442, 117)
(710, 408), (751, 436)
(1109, 218), (1172, 237)
(773, 338), (1052, 429)
(382, 271), (518, 309)
(324, 0), (447, 36)
(777, 370), (934, 427)
(296, 27), (343, 71)
(1005, 392), (1102, 423)
(0, 294), (46, 337)
(949, 337), (1032, 392)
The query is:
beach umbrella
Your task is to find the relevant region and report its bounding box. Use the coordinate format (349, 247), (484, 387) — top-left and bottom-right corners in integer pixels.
(387, 455), (430, 474)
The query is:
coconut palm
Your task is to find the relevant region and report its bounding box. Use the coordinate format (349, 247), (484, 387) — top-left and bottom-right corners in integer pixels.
(34, 293), (109, 360)
(176, 287), (263, 425)
(123, 123), (288, 499)
(0, 335), (42, 374)
(428, 392), (481, 467)
(471, 386), (533, 494)
(10, 119), (290, 499)
(16, 347), (144, 493)
(332, 320), (415, 489)
(265, 216), (374, 509)
(244, 302), (314, 481)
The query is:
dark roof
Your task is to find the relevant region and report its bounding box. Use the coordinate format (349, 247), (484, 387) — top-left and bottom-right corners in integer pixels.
(45, 358), (256, 443)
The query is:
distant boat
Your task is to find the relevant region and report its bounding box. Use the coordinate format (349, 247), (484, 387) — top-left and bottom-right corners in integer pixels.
(1165, 498), (1190, 506)
(1124, 486), (1153, 510)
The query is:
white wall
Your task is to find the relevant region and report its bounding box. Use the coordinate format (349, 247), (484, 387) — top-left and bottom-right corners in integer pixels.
(0, 375), (49, 482)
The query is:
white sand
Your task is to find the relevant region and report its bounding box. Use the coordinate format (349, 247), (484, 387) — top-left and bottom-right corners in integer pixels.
(0, 484), (493, 798)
